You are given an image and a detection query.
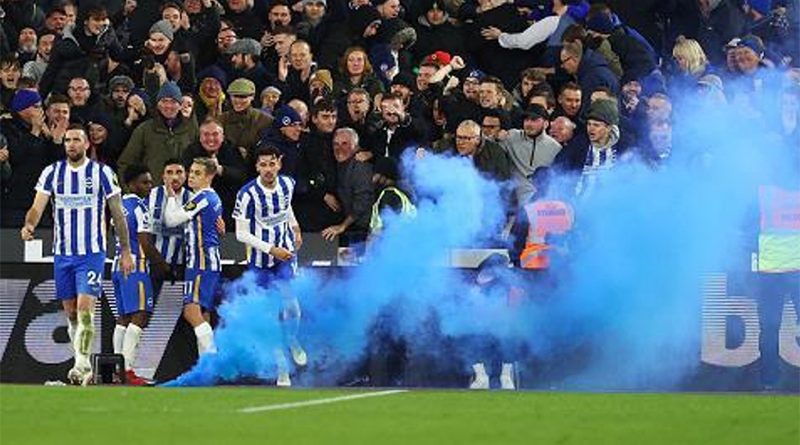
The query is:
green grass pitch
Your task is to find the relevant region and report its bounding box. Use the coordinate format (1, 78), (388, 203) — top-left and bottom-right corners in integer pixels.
(1, 385), (797, 444)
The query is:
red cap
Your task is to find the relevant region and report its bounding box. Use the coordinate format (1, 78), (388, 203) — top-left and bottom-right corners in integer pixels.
(422, 51), (452, 68)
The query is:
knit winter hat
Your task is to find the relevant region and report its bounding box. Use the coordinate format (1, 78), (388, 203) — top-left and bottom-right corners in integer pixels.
(156, 81), (183, 103)
(586, 99), (619, 126)
(274, 105), (302, 128)
(149, 19), (174, 41)
(309, 69), (333, 91)
(197, 65), (228, 88)
(10, 89), (42, 113)
(737, 34), (765, 59)
(586, 11), (615, 35)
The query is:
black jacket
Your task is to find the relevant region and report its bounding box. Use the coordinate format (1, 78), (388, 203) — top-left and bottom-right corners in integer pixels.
(366, 116), (429, 161)
(39, 24), (124, 97)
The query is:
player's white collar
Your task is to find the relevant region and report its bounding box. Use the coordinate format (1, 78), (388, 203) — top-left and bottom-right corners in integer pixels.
(257, 176), (280, 191)
(123, 193), (139, 199)
(66, 157), (89, 171)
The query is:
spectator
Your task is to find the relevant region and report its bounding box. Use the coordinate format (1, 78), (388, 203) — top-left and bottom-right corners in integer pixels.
(66, 76), (99, 123)
(365, 92), (428, 161)
(560, 40), (620, 108)
(585, 5), (658, 84)
(322, 127), (374, 243)
(224, 0), (264, 40)
(43, 93), (70, 146)
(280, 40), (317, 103)
(333, 46), (385, 101)
(103, 75), (135, 124)
(0, 55), (21, 113)
(39, 5), (123, 97)
(119, 82), (199, 183)
(295, 0), (351, 71)
(227, 38), (273, 97)
(480, 0), (579, 67)
(501, 104), (562, 204)
(182, 117), (249, 226)
(42, 6), (68, 36)
(412, 0), (468, 66)
(695, 0), (747, 66)
(453, 119), (511, 183)
(258, 104), (305, 178)
(195, 66), (229, 121)
(22, 30), (56, 86)
(260, 85), (283, 117)
(553, 82), (583, 123)
(16, 27), (38, 65)
(86, 112), (122, 171)
(220, 78), (272, 163)
(669, 36), (711, 94)
(183, 0), (223, 68)
(295, 99), (341, 231)
(339, 87), (379, 141)
(0, 89), (59, 227)
(575, 98), (623, 196)
(463, 0), (532, 88)
(480, 109), (511, 142)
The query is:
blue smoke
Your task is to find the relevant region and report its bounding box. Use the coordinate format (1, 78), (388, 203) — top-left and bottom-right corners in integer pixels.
(167, 78), (798, 390)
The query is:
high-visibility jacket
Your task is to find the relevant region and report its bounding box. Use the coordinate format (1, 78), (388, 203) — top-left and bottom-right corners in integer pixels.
(369, 187), (416, 233)
(519, 199), (574, 269)
(757, 185), (800, 273)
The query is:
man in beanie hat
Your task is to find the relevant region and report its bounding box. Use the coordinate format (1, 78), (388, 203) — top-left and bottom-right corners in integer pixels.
(1, 89), (60, 226)
(221, 78), (273, 163)
(257, 104), (305, 178)
(575, 98), (622, 196)
(195, 66), (229, 121)
(119, 82), (199, 184)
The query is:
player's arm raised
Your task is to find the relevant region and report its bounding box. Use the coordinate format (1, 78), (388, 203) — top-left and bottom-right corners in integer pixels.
(108, 194), (134, 276)
(20, 191), (51, 240)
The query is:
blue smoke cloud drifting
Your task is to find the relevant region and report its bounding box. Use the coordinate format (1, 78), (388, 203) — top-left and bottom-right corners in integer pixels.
(167, 78), (798, 390)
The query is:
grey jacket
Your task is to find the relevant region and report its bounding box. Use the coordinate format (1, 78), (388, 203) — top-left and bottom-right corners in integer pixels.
(501, 129), (561, 204)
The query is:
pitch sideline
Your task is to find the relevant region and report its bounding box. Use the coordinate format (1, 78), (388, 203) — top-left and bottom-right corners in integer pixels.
(238, 389), (409, 414)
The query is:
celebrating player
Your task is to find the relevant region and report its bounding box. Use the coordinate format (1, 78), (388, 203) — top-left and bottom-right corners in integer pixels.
(112, 165), (170, 385)
(233, 145), (306, 387)
(148, 159), (192, 296)
(21, 124), (134, 386)
(164, 157), (223, 357)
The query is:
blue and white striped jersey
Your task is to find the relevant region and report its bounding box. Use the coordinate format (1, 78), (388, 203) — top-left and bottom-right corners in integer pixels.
(35, 158), (121, 256)
(148, 185), (191, 265)
(232, 175), (297, 269)
(184, 188), (223, 272)
(113, 194), (151, 273)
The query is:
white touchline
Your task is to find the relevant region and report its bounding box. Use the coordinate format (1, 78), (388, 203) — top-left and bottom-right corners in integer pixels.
(238, 389), (408, 414)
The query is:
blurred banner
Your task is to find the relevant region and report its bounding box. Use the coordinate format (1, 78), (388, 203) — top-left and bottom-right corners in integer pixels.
(1, 263), (797, 390)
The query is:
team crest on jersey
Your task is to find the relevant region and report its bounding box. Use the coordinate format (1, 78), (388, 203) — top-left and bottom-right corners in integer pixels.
(84, 177), (93, 193)
(184, 201), (197, 211)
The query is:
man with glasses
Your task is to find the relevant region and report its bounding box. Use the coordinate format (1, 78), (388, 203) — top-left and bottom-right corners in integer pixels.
(455, 120), (510, 183)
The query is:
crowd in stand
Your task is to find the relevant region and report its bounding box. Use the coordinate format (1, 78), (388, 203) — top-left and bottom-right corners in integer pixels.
(0, 0), (798, 246)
